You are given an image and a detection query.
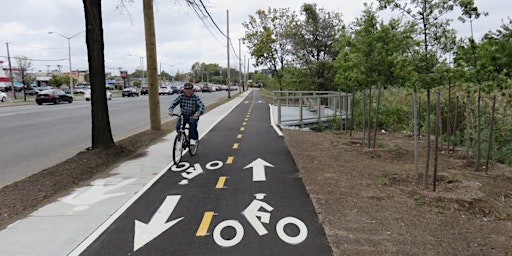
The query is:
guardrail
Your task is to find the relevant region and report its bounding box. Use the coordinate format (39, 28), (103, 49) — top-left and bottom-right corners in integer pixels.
(272, 90), (352, 128)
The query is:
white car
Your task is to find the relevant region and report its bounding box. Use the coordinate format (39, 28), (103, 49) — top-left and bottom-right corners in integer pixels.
(0, 91), (7, 102)
(84, 90), (113, 101)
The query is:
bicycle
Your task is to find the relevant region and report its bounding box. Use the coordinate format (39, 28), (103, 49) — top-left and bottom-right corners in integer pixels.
(172, 114), (199, 165)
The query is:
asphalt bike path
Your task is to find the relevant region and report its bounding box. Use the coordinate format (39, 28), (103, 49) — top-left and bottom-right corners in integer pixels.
(75, 90), (332, 255)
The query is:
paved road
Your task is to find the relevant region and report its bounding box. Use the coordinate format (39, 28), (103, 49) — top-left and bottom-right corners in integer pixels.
(0, 92), (232, 188)
(73, 90), (332, 255)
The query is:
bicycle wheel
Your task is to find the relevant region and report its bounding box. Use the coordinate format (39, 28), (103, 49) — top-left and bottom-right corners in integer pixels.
(189, 139), (198, 156)
(173, 132), (184, 165)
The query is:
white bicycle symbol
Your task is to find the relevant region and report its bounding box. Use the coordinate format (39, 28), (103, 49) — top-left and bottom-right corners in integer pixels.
(213, 193), (308, 247)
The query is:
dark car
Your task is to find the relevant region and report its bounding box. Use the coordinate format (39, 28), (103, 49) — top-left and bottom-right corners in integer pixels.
(122, 87), (139, 97)
(170, 86), (180, 94)
(35, 89), (74, 105)
(140, 85), (148, 95)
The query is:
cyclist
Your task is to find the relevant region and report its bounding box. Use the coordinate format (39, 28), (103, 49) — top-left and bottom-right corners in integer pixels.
(168, 83), (205, 145)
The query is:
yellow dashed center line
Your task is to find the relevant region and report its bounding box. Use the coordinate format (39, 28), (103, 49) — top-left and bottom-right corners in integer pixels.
(216, 176), (227, 188)
(237, 134), (242, 139)
(226, 156), (234, 164)
(196, 211), (215, 236)
(233, 143), (239, 149)
(240, 127), (245, 131)
(243, 122), (247, 125)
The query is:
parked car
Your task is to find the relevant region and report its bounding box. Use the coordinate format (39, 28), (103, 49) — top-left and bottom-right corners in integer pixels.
(140, 85), (148, 95)
(158, 86), (171, 95)
(0, 91), (7, 102)
(122, 87), (139, 97)
(201, 84), (214, 92)
(84, 90), (112, 101)
(24, 87), (41, 96)
(35, 89), (73, 105)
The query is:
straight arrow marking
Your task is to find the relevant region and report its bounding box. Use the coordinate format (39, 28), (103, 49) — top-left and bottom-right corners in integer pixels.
(133, 195), (184, 251)
(243, 158), (274, 182)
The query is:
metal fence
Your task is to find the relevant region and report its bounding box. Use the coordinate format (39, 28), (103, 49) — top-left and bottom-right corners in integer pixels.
(272, 90), (352, 128)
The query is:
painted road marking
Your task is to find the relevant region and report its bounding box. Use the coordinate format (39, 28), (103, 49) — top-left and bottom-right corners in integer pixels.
(196, 211), (215, 236)
(240, 127), (245, 131)
(237, 134), (242, 139)
(233, 143), (239, 149)
(243, 122), (247, 125)
(216, 176), (227, 189)
(226, 156), (234, 164)
(244, 158), (274, 182)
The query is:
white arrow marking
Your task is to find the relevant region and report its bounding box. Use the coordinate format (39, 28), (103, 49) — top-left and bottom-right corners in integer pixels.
(243, 158), (274, 182)
(134, 195), (184, 251)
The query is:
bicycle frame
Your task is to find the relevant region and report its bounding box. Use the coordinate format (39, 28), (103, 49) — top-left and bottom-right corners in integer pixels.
(172, 114), (198, 165)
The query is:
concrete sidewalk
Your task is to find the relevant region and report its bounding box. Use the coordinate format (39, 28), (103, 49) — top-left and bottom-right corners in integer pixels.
(0, 89), (252, 256)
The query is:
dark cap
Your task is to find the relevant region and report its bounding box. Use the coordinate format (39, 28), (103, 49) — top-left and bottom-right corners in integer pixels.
(183, 83), (194, 89)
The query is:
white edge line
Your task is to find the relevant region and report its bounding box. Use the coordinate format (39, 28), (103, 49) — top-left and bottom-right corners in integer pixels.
(269, 104), (283, 136)
(68, 90), (251, 255)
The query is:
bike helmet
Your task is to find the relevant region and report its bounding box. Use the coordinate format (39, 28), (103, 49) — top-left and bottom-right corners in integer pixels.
(183, 83), (194, 89)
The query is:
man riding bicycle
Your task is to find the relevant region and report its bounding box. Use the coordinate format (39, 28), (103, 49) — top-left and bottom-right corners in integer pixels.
(168, 83), (205, 145)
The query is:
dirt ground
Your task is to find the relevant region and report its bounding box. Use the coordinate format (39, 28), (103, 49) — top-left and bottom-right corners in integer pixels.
(284, 129), (512, 256)
(1, 99), (511, 255)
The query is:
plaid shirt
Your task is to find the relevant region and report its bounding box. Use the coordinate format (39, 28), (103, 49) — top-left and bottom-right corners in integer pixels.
(168, 93), (205, 116)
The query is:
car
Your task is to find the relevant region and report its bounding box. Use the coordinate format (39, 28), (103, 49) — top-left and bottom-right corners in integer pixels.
(24, 87), (41, 96)
(140, 85), (148, 95)
(170, 85), (180, 94)
(84, 90), (113, 101)
(201, 84), (214, 92)
(0, 91), (7, 102)
(158, 86), (171, 95)
(35, 89), (73, 105)
(122, 87), (139, 97)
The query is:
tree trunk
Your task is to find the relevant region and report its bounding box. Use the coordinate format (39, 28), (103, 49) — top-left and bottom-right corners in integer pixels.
(413, 91), (419, 178)
(83, 0), (115, 149)
(367, 85), (372, 148)
(475, 91), (482, 171)
(372, 87), (382, 148)
(452, 96), (459, 154)
(485, 95), (496, 174)
(143, 0), (162, 130)
(423, 89), (431, 189)
(362, 88), (366, 147)
(433, 90), (441, 191)
(465, 95), (471, 163)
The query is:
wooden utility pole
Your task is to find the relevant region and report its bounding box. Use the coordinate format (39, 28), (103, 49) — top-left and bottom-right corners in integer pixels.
(143, 0), (161, 130)
(226, 10), (231, 98)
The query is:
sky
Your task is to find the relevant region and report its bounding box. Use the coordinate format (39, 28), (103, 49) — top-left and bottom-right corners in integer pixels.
(0, 0), (510, 76)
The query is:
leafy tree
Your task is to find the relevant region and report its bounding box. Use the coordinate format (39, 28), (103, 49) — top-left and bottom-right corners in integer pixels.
(335, 4), (416, 148)
(49, 75), (65, 88)
(291, 3), (344, 91)
(377, 0), (480, 188)
(243, 7), (298, 90)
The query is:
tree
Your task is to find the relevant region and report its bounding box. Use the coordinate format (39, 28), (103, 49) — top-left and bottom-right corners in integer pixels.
(82, 0), (115, 149)
(15, 56), (35, 101)
(377, 0), (480, 189)
(49, 75), (65, 88)
(292, 3), (344, 91)
(243, 7), (298, 90)
(336, 5), (416, 147)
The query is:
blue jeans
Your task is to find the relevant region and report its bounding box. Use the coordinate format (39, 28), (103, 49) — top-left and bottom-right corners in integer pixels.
(176, 116), (199, 140)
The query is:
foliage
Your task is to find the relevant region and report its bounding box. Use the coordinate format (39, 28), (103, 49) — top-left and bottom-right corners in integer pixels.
(49, 75), (65, 88)
(243, 7), (298, 89)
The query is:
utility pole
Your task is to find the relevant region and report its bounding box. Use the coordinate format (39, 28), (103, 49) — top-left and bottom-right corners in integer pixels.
(238, 39), (243, 92)
(143, 0), (161, 130)
(6, 43), (16, 99)
(226, 9), (231, 98)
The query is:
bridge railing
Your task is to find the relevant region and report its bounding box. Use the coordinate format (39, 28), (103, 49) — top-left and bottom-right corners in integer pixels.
(272, 90), (352, 128)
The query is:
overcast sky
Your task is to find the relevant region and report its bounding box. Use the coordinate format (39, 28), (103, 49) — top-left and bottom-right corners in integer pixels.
(0, 0), (510, 75)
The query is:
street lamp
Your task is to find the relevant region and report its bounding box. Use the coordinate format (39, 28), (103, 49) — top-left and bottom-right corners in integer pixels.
(129, 54), (145, 85)
(48, 31), (84, 96)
